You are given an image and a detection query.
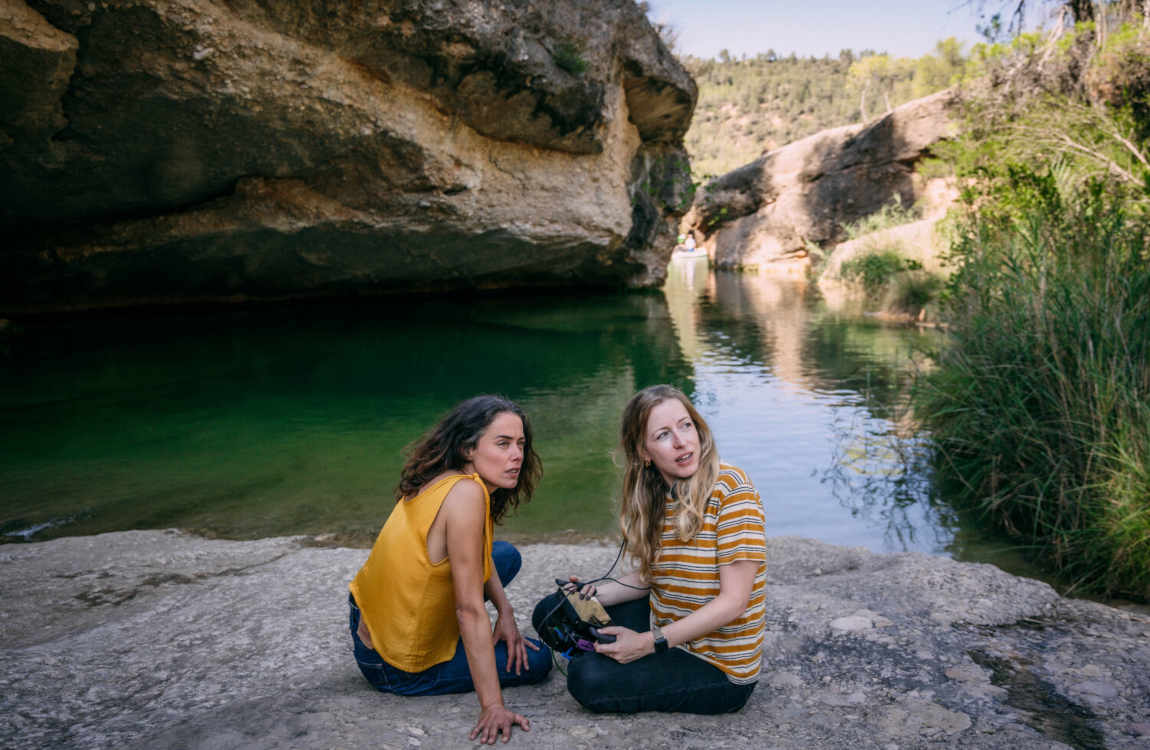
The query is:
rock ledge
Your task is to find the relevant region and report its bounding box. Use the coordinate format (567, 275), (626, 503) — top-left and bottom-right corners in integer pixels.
(2, 530), (1148, 749)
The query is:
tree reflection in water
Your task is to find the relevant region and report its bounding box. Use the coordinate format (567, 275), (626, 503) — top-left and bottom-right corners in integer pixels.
(664, 261), (957, 555)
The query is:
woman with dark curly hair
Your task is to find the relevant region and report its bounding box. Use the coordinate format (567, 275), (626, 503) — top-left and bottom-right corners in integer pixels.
(349, 395), (550, 744)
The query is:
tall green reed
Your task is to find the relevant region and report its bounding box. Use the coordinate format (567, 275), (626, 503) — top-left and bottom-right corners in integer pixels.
(918, 170), (1150, 599)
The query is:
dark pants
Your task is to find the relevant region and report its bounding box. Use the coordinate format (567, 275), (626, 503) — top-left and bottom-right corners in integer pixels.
(349, 540), (551, 695)
(531, 592), (755, 714)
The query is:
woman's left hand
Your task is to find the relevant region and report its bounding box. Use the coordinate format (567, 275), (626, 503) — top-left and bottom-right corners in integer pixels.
(592, 625), (653, 664)
(492, 611), (538, 675)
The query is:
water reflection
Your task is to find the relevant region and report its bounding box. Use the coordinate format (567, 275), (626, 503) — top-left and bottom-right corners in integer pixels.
(663, 260), (951, 553)
(4, 268), (960, 556)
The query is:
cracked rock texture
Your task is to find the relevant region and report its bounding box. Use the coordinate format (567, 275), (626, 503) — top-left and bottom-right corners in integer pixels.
(0, 0), (695, 313)
(2, 530), (1149, 749)
(682, 90), (959, 272)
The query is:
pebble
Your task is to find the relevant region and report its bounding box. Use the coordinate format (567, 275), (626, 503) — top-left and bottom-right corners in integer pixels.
(944, 665), (986, 683)
(768, 671), (803, 689)
(1071, 680), (1119, 699)
(830, 615), (873, 633)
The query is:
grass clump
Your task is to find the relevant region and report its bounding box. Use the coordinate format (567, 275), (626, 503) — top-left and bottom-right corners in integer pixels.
(843, 195), (922, 240)
(553, 41), (587, 75)
(839, 249), (923, 297)
(887, 271), (942, 313)
(917, 167), (1150, 599)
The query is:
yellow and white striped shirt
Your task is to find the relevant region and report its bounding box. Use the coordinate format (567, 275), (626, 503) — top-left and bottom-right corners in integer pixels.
(649, 463), (767, 684)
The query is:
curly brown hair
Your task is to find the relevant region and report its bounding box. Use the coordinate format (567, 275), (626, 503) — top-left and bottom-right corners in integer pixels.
(395, 395), (542, 523)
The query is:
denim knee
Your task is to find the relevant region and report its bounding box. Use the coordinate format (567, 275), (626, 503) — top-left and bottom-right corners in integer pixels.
(518, 639), (554, 684)
(491, 541), (521, 586)
(566, 656), (614, 710)
(728, 682), (755, 712)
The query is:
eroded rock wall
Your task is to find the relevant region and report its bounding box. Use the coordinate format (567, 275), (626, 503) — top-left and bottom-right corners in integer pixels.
(683, 90), (958, 272)
(0, 0), (696, 312)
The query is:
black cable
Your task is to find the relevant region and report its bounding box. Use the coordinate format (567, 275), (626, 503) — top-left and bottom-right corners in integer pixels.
(542, 539), (653, 673)
(568, 540), (650, 592)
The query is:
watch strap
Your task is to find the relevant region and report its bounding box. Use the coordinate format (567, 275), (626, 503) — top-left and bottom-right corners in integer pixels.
(651, 623), (669, 653)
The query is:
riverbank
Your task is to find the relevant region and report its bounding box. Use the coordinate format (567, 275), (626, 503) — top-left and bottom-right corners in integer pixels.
(3, 530), (1148, 749)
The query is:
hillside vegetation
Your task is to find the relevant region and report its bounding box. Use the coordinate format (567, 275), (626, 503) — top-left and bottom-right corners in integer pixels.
(683, 40), (967, 177)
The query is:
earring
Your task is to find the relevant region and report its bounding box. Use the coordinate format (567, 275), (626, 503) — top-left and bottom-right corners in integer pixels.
(643, 458), (651, 468)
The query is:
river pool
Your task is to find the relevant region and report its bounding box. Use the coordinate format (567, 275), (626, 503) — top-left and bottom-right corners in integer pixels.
(1, 260), (1021, 568)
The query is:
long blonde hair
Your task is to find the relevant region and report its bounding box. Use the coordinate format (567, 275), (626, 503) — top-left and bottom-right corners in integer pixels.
(619, 385), (720, 581)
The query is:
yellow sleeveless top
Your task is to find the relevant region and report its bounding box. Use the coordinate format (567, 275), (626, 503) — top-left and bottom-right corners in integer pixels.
(349, 473), (493, 672)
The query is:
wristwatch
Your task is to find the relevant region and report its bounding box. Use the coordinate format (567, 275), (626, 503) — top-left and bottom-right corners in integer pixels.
(651, 623), (669, 654)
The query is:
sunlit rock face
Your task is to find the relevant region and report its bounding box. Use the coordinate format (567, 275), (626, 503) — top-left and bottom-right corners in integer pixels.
(0, 0), (695, 312)
(683, 90), (958, 272)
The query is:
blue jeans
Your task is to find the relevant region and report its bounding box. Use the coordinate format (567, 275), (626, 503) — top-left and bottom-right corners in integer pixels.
(531, 592), (756, 714)
(349, 540), (551, 695)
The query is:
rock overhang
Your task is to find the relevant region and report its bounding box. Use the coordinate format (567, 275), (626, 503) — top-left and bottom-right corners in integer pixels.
(1, 0), (697, 313)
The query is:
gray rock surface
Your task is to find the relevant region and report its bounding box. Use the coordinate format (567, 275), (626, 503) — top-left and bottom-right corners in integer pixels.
(3, 530), (1149, 749)
(1, 0), (695, 312)
(683, 90), (959, 272)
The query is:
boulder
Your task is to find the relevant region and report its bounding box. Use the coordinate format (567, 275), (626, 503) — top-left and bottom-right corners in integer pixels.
(2, 530), (1148, 749)
(683, 90), (959, 272)
(0, 0), (695, 313)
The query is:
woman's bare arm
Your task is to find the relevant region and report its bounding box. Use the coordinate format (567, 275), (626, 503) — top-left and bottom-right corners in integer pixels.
(594, 560), (758, 663)
(484, 561), (538, 675)
(568, 570), (648, 607)
(444, 480), (530, 744)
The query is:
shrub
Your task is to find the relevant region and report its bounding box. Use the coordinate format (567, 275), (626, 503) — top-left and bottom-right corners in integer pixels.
(839, 249), (922, 297)
(553, 42), (587, 75)
(886, 271), (942, 313)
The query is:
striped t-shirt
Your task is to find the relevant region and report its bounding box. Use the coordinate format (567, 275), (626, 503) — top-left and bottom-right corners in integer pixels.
(649, 463), (767, 684)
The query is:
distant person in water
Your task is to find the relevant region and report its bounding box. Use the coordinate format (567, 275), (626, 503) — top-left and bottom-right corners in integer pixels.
(534, 384), (766, 714)
(348, 395), (550, 744)
(673, 232), (699, 255)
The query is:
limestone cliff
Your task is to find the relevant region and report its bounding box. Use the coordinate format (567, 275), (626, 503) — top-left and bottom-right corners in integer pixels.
(682, 90), (958, 272)
(0, 0), (695, 312)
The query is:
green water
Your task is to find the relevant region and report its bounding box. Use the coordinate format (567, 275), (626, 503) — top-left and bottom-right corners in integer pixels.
(0, 263), (1028, 567)
(0, 286), (691, 544)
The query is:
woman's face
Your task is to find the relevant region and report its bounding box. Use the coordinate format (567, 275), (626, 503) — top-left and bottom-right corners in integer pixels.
(465, 411), (526, 491)
(641, 398), (700, 484)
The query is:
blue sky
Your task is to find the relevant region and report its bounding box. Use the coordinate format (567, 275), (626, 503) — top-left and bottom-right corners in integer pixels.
(647, 1), (1051, 60)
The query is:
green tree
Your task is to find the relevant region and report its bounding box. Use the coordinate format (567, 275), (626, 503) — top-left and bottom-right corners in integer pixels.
(849, 54), (913, 120)
(912, 38), (966, 97)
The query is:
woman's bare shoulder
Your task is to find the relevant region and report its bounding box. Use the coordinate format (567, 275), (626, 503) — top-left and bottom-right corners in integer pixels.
(440, 475), (486, 516)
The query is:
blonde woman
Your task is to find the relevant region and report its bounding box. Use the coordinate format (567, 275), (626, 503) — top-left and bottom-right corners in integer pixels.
(533, 384), (766, 713)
